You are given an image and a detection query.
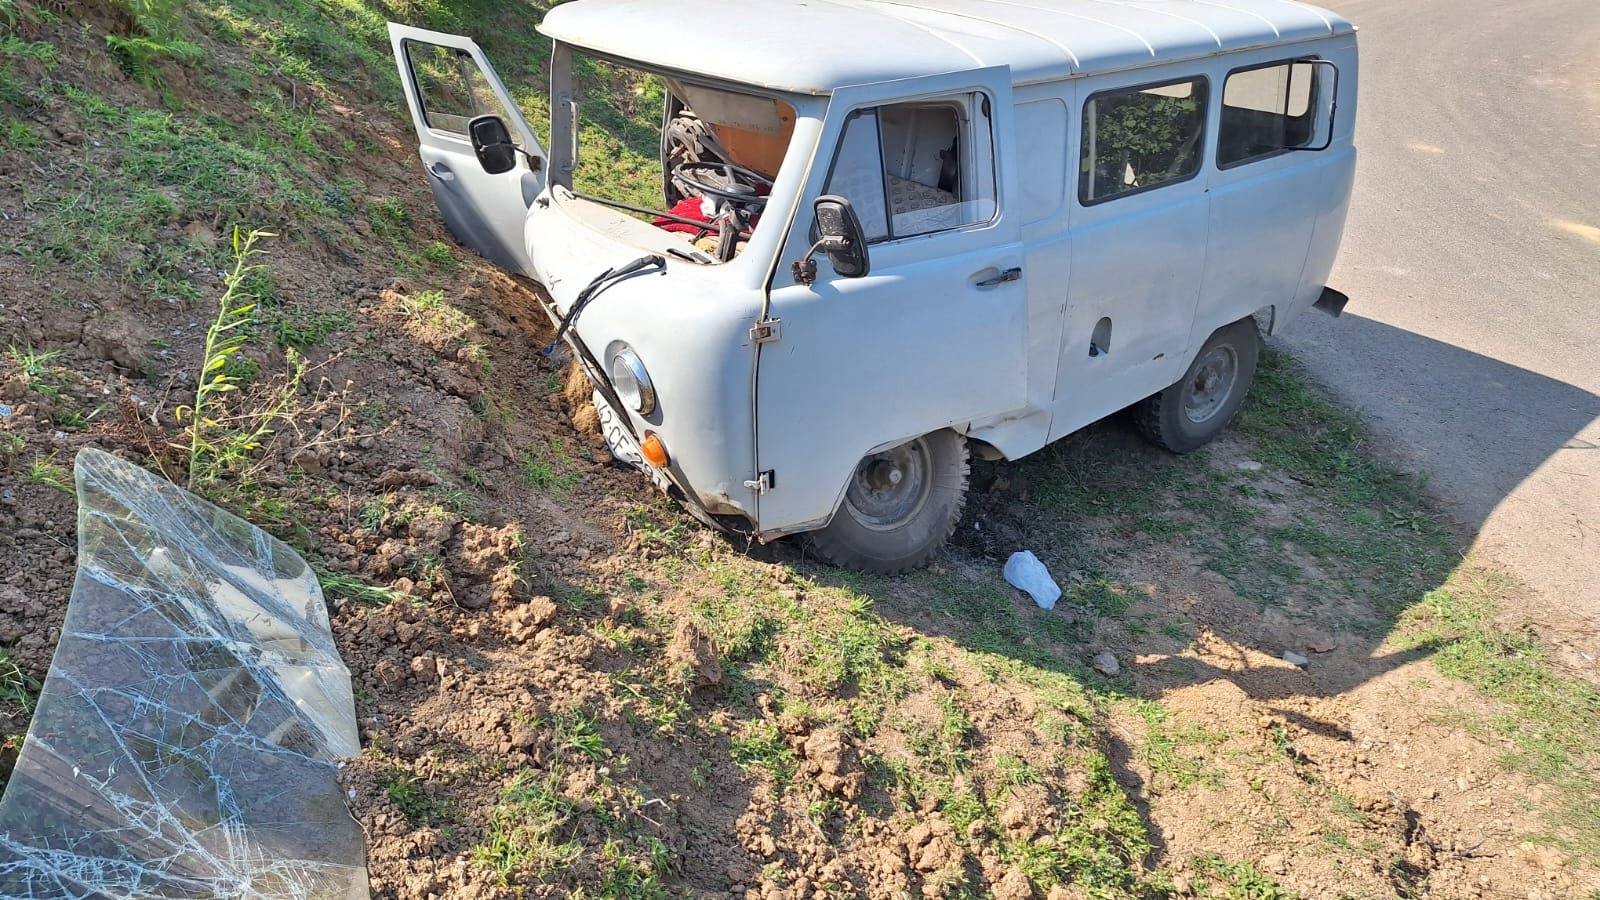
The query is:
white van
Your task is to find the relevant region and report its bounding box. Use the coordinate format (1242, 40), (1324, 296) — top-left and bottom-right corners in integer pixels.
(387, 0), (1357, 573)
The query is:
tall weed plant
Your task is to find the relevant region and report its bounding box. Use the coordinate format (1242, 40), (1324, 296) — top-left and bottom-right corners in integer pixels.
(170, 229), (353, 528)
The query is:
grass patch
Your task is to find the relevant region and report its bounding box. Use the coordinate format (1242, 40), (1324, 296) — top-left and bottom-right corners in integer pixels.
(729, 719), (797, 787)
(12, 85), (345, 301)
(0, 651), (39, 715)
(4, 345), (62, 379)
(315, 565), (404, 606)
(520, 441), (579, 491)
(26, 453), (73, 494)
(1399, 566), (1600, 859)
(1129, 700), (1227, 794)
(265, 304), (350, 349)
(1191, 854), (1293, 898)
(376, 758), (455, 826)
(474, 767), (582, 882)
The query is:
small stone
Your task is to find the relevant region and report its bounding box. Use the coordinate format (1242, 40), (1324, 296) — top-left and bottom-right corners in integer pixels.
(1282, 650), (1309, 667)
(1236, 459), (1263, 472)
(1261, 852), (1287, 875)
(1091, 650), (1120, 676)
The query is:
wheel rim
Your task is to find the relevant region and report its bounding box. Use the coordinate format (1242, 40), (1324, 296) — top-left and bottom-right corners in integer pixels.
(843, 439), (932, 532)
(1183, 344), (1239, 424)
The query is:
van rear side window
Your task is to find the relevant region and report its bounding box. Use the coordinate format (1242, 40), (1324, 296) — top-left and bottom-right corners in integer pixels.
(1079, 77), (1207, 205)
(1219, 60), (1319, 166)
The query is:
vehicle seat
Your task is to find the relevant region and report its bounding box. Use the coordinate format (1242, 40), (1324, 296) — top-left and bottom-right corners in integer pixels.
(887, 174), (961, 235)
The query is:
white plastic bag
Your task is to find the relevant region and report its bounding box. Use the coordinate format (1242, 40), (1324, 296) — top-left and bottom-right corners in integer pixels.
(1004, 550), (1062, 610)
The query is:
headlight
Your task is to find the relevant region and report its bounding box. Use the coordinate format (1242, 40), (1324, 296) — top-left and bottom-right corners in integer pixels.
(609, 346), (656, 417)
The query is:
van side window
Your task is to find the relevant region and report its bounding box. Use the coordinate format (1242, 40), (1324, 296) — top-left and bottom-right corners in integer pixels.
(1079, 78), (1207, 204)
(1219, 60), (1319, 166)
(823, 95), (997, 243)
(405, 41), (520, 142)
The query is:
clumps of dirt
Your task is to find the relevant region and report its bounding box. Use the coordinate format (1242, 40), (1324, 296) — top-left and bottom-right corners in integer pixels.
(666, 619), (723, 690)
(560, 357), (601, 436)
(800, 728), (863, 800)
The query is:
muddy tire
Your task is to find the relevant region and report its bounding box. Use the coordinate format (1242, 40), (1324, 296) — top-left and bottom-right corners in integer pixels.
(1137, 318), (1260, 454)
(808, 430), (969, 574)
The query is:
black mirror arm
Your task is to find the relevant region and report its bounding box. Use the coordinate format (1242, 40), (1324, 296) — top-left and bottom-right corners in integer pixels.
(791, 235), (851, 287)
(485, 140), (542, 171)
(514, 144), (542, 171)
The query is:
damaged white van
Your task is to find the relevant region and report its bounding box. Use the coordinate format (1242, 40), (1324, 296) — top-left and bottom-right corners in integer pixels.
(387, 0), (1358, 573)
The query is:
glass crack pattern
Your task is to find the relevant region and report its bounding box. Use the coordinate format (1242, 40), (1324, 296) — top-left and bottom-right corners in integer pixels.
(0, 449), (367, 898)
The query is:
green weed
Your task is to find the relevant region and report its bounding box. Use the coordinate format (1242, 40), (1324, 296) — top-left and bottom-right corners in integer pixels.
(105, 34), (203, 86)
(265, 305), (350, 349)
(474, 767), (582, 883)
(173, 229), (297, 491)
(520, 442), (578, 491)
(27, 453), (72, 494)
(315, 566), (404, 606)
(4, 345), (62, 379)
(730, 719), (796, 786)
(554, 713), (608, 761)
(378, 759), (454, 826)
(421, 241), (458, 271)
(0, 651), (39, 714)
(1192, 854), (1293, 899)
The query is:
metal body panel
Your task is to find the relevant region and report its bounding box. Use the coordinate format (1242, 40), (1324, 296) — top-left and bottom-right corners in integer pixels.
(755, 68), (1026, 535)
(537, 0), (1355, 94)
(521, 110), (830, 522)
(1195, 39), (1358, 342)
(1045, 59), (1215, 443)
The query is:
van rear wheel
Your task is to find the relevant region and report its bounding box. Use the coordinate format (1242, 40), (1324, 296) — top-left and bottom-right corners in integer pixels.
(1137, 319), (1260, 454)
(808, 430), (969, 574)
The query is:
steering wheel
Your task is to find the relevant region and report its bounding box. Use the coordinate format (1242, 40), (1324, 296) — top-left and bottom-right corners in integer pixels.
(672, 160), (773, 209)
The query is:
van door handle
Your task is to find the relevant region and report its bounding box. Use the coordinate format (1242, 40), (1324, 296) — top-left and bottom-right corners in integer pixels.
(974, 266), (1021, 287)
(427, 161), (456, 183)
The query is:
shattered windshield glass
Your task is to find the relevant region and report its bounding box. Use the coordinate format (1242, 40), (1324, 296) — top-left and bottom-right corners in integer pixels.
(0, 449), (366, 898)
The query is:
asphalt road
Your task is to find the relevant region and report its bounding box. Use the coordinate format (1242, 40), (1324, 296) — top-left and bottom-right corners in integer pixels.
(1278, 0), (1600, 655)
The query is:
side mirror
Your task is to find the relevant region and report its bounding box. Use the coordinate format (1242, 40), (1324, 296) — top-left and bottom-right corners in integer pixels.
(468, 115), (518, 175)
(813, 195), (869, 278)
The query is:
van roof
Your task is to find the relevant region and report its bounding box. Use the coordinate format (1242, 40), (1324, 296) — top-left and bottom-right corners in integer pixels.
(537, 0), (1355, 95)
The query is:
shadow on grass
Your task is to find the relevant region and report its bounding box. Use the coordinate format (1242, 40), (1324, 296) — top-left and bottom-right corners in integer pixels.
(748, 339), (1600, 872)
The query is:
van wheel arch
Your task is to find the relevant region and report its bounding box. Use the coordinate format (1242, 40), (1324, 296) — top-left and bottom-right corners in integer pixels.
(808, 430), (969, 574)
(1137, 317), (1261, 454)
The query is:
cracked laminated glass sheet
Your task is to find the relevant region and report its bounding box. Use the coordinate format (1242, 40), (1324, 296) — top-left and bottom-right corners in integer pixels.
(0, 449), (367, 898)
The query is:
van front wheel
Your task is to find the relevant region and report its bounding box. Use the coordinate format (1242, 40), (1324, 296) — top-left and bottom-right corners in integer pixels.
(808, 430), (969, 574)
(1137, 319), (1260, 454)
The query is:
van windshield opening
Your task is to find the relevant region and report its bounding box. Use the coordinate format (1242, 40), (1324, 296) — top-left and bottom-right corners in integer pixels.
(566, 52), (798, 264)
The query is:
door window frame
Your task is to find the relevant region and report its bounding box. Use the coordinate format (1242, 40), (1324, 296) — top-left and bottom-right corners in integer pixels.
(817, 91), (1001, 246)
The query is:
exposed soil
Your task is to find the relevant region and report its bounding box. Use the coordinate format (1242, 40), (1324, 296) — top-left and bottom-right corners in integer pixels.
(2, 3), (1597, 898)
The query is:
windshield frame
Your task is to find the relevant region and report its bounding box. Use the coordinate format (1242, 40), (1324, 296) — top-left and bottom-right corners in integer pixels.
(546, 40), (824, 269)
